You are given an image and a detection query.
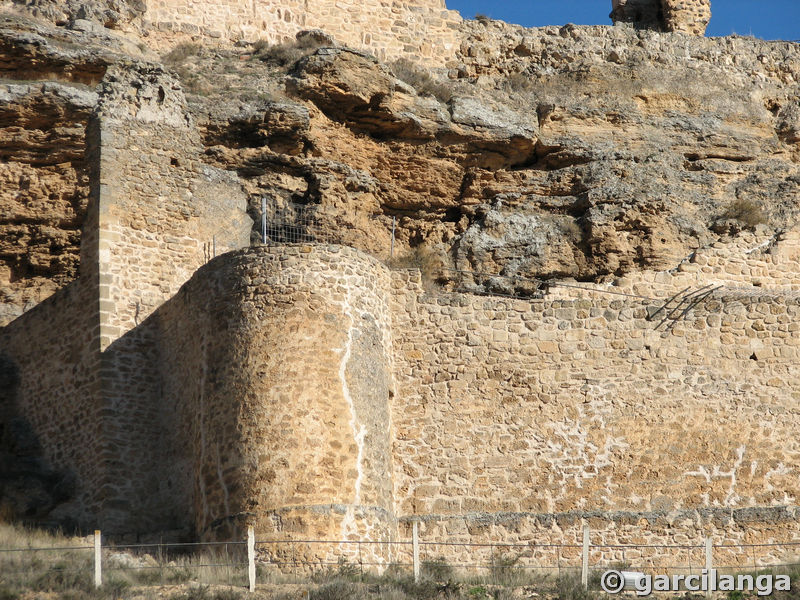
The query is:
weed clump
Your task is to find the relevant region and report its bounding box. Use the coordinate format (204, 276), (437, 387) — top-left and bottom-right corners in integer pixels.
(162, 43), (202, 66)
(721, 198), (768, 228)
(556, 572), (597, 600)
(254, 35), (327, 67)
(390, 59), (453, 103)
(386, 245), (450, 292)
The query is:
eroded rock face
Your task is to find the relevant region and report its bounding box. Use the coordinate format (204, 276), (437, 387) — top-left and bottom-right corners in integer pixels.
(0, 83), (96, 325)
(9, 0), (146, 29)
(186, 24), (800, 295)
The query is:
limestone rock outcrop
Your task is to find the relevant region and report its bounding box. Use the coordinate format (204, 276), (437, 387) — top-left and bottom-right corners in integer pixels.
(188, 23), (800, 295)
(0, 83), (96, 326)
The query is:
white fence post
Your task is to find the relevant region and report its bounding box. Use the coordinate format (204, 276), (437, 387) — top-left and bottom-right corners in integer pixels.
(412, 521), (420, 584)
(705, 537), (713, 599)
(581, 526), (590, 590)
(94, 530), (102, 589)
(248, 526), (256, 593)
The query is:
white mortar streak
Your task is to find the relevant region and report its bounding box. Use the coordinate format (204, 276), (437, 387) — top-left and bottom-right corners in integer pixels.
(724, 445), (746, 506)
(336, 287), (367, 541)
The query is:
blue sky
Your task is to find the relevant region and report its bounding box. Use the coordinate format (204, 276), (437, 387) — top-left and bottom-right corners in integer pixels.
(445, 1), (799, 41)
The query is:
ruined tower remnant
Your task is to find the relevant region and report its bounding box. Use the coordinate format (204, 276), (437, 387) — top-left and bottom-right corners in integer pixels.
(611, 0), (711, 35)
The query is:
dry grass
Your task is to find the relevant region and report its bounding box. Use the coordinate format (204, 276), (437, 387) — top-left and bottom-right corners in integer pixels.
(0, 523), (97, 598)
(390, 59), (453, 103)
(161, 43), (203, 66)
(722, 198), (768, 228)
(386, 245), (450, 292)
(504, 72), (535, 94)
(0, 523), (248, 599)
(253, 37), (326, 68)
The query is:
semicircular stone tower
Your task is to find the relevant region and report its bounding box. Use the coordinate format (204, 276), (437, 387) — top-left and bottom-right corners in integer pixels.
(156, 245), (398, 566)
(611, 0), (711, 35)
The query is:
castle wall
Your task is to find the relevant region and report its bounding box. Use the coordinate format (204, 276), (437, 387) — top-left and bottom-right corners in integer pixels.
(611, 0), (710, 35)
(144, 0), (463, 63)
(388, 262), (800, 567)
(137, 242), (800, 567)
(6, 227), (800, 564)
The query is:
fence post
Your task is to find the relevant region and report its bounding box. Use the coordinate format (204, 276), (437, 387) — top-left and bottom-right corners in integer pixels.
(94, 530), (102, 589)
(412, 521), (420, 584)
(705, 537), (713, 600)
(248, 526), (256, 593)
(581, 526), (590, 590)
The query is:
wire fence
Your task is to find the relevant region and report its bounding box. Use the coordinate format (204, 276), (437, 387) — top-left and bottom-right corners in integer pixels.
(4, 529), (800, 593)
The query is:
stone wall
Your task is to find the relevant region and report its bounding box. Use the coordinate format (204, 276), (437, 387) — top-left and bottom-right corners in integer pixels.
(611, 0), (710, 35)
(87, 63), (250, 533)
(142, 242), (800, 567)
(389, 268), (800, 567)
(662, 0), (711, 36)
(0, 276), (102, 527)
(92, 63), (250, 350)
(144, 0), (463, 64)
(5, 231), (800, 563)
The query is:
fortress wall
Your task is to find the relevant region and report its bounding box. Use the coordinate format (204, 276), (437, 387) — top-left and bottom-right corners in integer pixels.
(662, 0), (711, 36)
(152, 246), (398, 560)
(145, 0), (463, 64)
(611, 0), (711, 35)
(388, 269), (800, 566)
(0, 277), (103, 526)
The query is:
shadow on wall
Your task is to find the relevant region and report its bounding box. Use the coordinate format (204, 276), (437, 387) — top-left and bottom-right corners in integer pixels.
(0, 354), (77, 529)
